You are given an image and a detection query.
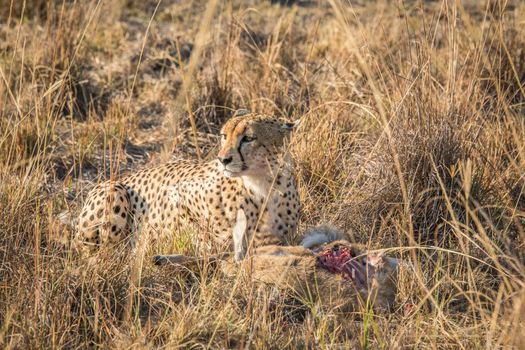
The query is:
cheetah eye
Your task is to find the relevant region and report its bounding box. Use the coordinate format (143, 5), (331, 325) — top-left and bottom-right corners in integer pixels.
(240, 135), (256, 143)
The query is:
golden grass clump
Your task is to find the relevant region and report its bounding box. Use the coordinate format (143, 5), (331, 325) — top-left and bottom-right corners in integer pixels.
(1, 0), (524, 348)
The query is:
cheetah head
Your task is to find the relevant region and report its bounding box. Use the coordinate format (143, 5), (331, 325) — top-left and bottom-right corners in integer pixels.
(217, 112), (298, 178)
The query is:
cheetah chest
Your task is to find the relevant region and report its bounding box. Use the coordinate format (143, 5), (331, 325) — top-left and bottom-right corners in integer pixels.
(254, 190), (299, 242)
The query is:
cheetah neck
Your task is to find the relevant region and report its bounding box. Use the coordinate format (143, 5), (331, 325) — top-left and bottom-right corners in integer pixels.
(242, 175), (273, 200)
(241, 157), (294, 201)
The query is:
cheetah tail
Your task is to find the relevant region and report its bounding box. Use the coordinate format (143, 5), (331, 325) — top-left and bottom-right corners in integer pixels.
(300, 224), (345, 250)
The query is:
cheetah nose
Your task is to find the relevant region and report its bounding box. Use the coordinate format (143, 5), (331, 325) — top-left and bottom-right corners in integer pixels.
(219, 156), (233, 165)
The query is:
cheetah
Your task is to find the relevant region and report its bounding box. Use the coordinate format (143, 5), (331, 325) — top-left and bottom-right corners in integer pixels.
(76, 112), (300, 260)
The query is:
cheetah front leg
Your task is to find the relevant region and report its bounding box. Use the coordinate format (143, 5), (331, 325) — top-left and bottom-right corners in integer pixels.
(232, 209), (248, 261)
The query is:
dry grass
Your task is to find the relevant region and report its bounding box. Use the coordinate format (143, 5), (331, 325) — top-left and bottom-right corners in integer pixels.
(1, 0), (524, 348)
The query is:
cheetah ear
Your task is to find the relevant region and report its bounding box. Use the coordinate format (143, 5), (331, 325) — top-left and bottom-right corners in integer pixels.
(280, 119), (300, 132)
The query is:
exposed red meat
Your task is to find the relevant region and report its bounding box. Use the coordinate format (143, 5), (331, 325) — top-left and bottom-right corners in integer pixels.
(316, 245), (373, 287)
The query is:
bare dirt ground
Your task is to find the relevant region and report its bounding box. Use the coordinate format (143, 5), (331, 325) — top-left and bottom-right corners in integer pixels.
(1, 0), (524, 348)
